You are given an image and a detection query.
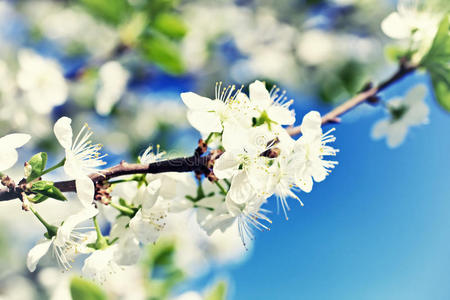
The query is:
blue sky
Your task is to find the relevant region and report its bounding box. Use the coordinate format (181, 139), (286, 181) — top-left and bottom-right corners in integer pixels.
(225, 72), (450, 299)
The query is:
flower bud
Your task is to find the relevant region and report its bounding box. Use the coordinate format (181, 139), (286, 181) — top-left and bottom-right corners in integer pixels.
(24, 162), (32, 178)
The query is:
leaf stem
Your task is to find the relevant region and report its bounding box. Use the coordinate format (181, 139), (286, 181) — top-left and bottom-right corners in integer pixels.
(41, 158), (66, 176)
(29, 205), (58, 238)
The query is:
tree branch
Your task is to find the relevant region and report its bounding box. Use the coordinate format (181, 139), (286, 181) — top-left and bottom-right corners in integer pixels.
(286, 64), (416, 136)
(0, 64), (417, 203)
(0, 155), (209, 202)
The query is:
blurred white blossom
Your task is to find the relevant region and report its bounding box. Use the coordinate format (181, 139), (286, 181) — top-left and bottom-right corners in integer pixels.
(0, 133), (30, 171)
(96, 61), (130, 116)
(381, 0), (441, 62)
(372, 84), (429, 148)
(17, 49), (68, 114)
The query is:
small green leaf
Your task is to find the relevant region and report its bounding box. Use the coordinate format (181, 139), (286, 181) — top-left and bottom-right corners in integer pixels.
(431, 72), (450, 111)
(80, 0), (131, 25)
(70, 277), (107, 300)
(153, 13), (187, 40)
(31, 181), (66, 201)
(384, 45), (408, 62)
(27, 152), (47, 182)
(138, 32), (185, 74)
(205, 281), (227, 300)
(30, 193), (49, 204)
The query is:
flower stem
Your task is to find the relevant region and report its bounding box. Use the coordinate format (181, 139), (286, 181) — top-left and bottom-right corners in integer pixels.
(29, 205), (58, 238)
(205, 132), (214, 144)
(110, 202), (135, 217)
(93, 216), (108, 250)
(41, 158), (66, 176)
(215, 181), (227, 195)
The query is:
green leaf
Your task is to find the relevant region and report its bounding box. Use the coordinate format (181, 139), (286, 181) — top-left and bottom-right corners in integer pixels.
(70, 277), (107, 300)
(384, 45), (408, 62)
(431, 72), (450, 111)
(338, 60), (366, 94)
(205, 281), (227, 300)
(144, 0), (178, 18)
(30, 194), (49, 204)
(30, 181), (66, 201)
(138, 32), (185, 74)
(421, 14), (450, 67)
(422, 14), (450, 111)
(151, 239), (176, 266)
(80, 0), (131, 25)
(27, 152), (47, 182)
(153, 13), (187, 40)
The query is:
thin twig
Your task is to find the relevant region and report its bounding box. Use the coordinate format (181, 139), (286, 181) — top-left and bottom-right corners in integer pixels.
(286, 65), (416, 136)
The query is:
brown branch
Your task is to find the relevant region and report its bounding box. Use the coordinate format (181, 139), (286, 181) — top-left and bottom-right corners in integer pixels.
(0, 155), (209, 202)
(286, 64), (416, 136)
(0, 64), (417, 202)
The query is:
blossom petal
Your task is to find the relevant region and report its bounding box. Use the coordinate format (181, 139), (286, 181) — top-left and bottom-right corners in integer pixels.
(295, 174), (313, 193)
(114, 232), (141, 265)
(371, 119), (389, 140)
(181, 92), (215, 111)
(267, 106), (295, 125)
(381, 12), (412, 39)
(55, 208), (98, 247)
(0, 148), (18, 172)
(187, 111), (222, 133)
(213, 151), (240, 179)
(0, 133), (31, 148)
(387, 123), (408, 148)
(227, 171), (256, 204)
(76, 176), (95, 208)
(406, 101), (429, 125)
(221, 121), (247, 152)
(311, 164), (328, 182)
(129, 210), (161, 244)
(403, 84), (429, 125)
(404, 84), (427, 105)
(27, 239), (53, 272)
(300, 111), (322, 137)
(82, 246), (118, 283)
(63, 151), (84, 178)
(53, 117), (73, 150)
(249, 80), (271, 109)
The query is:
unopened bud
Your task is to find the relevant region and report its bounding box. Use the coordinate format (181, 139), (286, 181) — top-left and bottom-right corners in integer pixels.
(24, 162), (32, 178)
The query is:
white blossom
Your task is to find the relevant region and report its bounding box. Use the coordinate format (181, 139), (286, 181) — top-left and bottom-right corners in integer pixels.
(82, 245), (121, 283)
(291, 111), (338, 193)
(53, 116), (106, 207)
(0, 133), (30, 171)
(181, 83), (253, 134)
(128, 180), (168, 244)
(27, 208), (97, 272)
(266, 156), (303, 220)
(226, 192), (270, 248)
(248, 80), (295, 126)
(372, 84), (429, 148)
(381, 0), (441, 62)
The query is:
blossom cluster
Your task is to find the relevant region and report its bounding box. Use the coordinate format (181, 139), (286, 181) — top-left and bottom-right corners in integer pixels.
(0, 80), (338, 283)
(181, 80), (338, 245)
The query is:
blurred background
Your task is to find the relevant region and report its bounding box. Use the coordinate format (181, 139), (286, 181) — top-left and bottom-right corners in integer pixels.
(0, 0), (449, 299)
